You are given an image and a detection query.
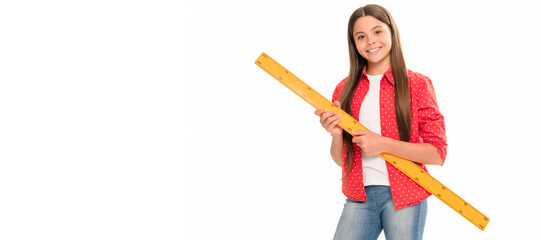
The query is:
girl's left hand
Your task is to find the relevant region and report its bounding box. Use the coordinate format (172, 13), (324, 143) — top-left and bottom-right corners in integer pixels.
(352, 130), (388, 156)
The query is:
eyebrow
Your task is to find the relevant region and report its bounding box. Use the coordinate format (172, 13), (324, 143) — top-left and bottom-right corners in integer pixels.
(354, 25), (383, 36)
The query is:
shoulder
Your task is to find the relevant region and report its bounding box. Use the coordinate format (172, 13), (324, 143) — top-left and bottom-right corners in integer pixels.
(407, 69), (432, 87)
(332, 77), (349, 100)
(407, 69), (437, 94)
(334, 77), (348, 91)
(407, 69), (439, 104)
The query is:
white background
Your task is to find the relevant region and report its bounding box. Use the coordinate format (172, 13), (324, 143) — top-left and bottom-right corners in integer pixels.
(0, 0), (539, 239)
(1, 1), (189, 239)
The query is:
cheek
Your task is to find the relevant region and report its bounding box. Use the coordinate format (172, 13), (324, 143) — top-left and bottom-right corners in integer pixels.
(355, 42), (366, 56)
(382, 34), (392, 47)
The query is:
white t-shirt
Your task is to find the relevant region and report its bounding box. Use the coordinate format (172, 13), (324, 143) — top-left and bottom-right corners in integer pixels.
(359, 74), (390, 186)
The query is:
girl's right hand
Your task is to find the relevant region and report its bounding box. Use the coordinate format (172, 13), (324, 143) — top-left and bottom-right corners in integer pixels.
(314, 101), (343, 136)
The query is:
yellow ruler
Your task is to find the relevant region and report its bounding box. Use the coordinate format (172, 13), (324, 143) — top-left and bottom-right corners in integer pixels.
(255, 52), (490, 231)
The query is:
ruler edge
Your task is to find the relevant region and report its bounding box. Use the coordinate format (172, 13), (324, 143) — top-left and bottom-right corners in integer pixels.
(255, 52), (329, 111)
(381, 153), (490, 229)
(255, 52), (368, 134)
(255, 52), (490, 231)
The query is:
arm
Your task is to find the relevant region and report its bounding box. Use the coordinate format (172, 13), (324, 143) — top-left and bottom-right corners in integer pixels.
(352, 130), (443, 165)
(330, 133), (344, 167)
(315, 101), (344, 167)
(383, 139), (442, 165)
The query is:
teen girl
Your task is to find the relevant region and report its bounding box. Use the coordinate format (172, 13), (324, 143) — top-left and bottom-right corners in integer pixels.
(314, 4), (447, 240)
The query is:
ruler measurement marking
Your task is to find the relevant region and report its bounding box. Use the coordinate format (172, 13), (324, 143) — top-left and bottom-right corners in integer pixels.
(255, 52), (490, 231)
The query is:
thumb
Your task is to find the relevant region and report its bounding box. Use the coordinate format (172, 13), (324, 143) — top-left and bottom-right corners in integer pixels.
(352, 130), (371, 136)
(333, 100), (341, 108)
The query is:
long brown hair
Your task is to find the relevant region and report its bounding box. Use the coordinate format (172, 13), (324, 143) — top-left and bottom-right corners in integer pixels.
(341, 4), (411, 178)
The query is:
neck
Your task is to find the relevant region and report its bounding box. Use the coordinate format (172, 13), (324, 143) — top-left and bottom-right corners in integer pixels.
(366, 55), (391, 75)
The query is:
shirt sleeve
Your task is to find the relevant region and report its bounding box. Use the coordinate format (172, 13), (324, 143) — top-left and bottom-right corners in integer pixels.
(332, 78), (348, 103)
(415, 75), (448, 165)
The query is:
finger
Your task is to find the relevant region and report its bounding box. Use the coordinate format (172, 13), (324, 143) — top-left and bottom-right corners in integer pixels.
(324, 114), (342, 128)
(334, 101), (341, 108)
(314, 109), (327, 116)
(322, 112), (340, 126)
(320, 111), (337, 123)
(328, 117), (342, 129)
(352, 130), (370, 136)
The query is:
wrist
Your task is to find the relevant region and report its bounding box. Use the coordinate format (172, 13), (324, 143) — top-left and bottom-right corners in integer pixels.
(331, 131), (343, 137)
(380, 136), (396, 153)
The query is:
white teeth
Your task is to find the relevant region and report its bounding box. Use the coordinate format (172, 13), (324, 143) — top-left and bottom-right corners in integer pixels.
(368, 47), (381, 53)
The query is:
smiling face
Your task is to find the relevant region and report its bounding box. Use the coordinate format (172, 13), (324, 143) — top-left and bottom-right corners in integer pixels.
(353, 16), (393, 74)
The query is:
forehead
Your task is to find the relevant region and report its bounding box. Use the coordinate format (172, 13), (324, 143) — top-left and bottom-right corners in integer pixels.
(353, 15), (389, 32)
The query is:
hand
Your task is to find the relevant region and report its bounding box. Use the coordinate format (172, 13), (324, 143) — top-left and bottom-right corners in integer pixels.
(314, 101), (343, 136)
(352, 130), (388, 156)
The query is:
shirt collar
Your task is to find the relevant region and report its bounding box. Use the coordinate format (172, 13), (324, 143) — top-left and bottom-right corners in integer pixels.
(361, 65), (395, 86)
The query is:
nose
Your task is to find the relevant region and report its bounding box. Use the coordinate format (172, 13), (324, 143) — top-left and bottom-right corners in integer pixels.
(367, 35), (376, 45)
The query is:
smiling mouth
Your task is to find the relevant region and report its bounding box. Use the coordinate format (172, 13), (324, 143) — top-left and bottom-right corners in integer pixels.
(367, 47), (382, 54)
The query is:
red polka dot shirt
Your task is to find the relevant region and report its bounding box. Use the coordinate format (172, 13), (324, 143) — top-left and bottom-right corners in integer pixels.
(332, 66), (447, 210)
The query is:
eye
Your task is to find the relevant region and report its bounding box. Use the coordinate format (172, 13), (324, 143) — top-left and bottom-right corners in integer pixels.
(375, 30), (382, 35)
(357, 35), (365, 40)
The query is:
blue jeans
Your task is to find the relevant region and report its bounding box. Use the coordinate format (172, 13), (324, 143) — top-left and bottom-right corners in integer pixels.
(333, 186), (427, 240)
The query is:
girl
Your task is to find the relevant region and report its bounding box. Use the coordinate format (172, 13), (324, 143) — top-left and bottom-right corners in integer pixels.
(314, 4), (447, 240)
